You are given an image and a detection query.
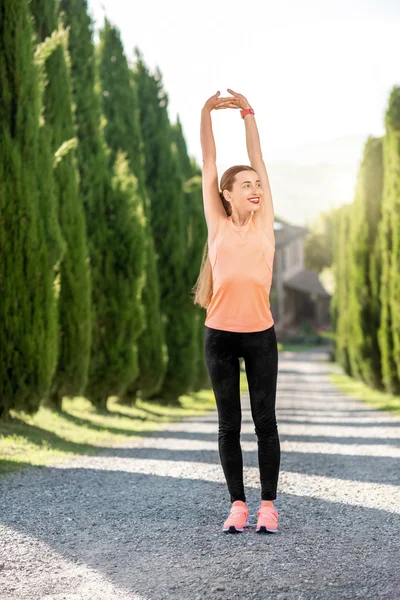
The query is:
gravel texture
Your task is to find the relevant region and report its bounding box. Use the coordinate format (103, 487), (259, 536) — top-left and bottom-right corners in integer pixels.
(1, 348), (400, 600)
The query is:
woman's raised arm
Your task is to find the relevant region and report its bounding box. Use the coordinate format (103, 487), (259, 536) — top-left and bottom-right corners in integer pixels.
(226, 88), (275, 239)
(200, 92), (238, 230)
(200, 92), (236, 163)
(201, 104), (217, 165)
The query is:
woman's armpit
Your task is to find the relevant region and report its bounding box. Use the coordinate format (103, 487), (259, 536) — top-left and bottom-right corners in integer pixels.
(207, 215), (228, 247)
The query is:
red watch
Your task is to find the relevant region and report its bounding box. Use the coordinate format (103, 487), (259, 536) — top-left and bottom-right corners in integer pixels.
(240, 107), (255, 119)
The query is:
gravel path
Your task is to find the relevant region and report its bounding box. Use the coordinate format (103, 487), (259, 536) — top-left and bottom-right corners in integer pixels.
(1, 349), (400, 600)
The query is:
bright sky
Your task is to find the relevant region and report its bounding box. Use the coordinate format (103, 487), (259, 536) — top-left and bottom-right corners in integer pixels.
(88, 0), (400, 174)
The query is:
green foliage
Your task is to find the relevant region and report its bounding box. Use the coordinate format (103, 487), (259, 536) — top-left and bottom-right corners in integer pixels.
(331, 204), (353, 375)
(347, 136), (384, 389)
(132, 50), (197, 402)
(96, 21), (167, 403)
(304, 210), (335, 272)
(378, 87), (400, 394)
(53, 137), (78, 167)
(91, 151), (147, 397)
(0, 0), (212, 424)
(171, 121), (211, 392)
(30, 0), (92, 407)
(60, 0), (146, 409)
(331, 87), (400, 397)
(0, 0), (63, 417)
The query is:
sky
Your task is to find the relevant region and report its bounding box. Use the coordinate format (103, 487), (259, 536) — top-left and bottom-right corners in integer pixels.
(87, 0), (400, 182)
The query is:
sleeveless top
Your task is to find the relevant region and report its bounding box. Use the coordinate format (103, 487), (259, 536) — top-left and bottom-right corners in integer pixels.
(204, 213), (275, 333)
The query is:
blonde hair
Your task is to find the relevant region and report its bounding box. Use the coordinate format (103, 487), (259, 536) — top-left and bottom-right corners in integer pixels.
(191, 164), (257, 309)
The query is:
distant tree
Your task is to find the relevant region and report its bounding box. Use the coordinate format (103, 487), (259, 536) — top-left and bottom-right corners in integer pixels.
(347, 136), (384, 389)
(331, 204), (352, 375)
(304, 210), (334, 272)
(60, 0), (146, 409)
(96, 21), (166, 404)
(378, 86), (400, 394)
(132, 50), (195, 403)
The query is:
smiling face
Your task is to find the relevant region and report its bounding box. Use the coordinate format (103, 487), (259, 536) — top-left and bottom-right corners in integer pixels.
(223, 169), (262, 212)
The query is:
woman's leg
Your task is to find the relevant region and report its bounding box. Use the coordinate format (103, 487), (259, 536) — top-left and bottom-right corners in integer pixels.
(240, 325), (280, 501)
(204, 326), (246, 503)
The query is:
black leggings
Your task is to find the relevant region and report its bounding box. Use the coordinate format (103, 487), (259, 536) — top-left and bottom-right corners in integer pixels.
(204, 324), (280, 503)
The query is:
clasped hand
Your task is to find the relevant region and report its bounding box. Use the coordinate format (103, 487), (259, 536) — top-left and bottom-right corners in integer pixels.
(203, 89), (251, 112)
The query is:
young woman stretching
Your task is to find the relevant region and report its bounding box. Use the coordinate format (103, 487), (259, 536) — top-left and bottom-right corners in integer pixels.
(192, 89), (280, 534)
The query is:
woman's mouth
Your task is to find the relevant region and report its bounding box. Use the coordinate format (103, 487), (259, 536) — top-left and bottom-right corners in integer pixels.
(249, 197), (260, 204)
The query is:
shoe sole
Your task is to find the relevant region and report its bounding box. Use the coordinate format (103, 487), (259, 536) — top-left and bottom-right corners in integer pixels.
(256, 525), (278, 534)
(223, 519), (250, 533)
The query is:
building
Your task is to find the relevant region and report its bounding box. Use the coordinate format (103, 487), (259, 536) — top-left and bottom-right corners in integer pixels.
(270, 217), (331, 334)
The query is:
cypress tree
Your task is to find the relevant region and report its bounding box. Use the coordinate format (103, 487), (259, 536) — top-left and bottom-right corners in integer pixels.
(329, 210), (339, 363)
(132, 51), (194, 403)
(30, 0), (92, 409)
(0, 0), (63, 418)
(378, 87), (400, 394)
(331, 204), (352, 375)
(96, 21), (166, 404)
(369, 202), (384, 388)
(347, 137), (384, 388)
(105, 151), (147, 395)
(60, 0), (146, 409)
(171, 118), (211, 391)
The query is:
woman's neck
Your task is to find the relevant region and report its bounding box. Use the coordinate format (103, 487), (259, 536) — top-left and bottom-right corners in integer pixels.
(230, 212), (253, 227)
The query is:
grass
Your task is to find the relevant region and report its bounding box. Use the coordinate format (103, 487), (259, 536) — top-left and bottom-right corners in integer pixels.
(0, 368), (259, 477)
(277, 342), (328, 352)
(0, 390), (218, 476)
(0, 345), (326, 474)
(7, 343), (395, 478)
(329, 372), (400, 418)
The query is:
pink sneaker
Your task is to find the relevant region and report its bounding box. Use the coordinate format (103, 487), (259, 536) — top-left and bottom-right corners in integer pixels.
(256, 500), (279, 533)
(223, 500), (250, 533)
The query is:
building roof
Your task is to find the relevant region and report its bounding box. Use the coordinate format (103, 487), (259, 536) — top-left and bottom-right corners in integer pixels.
(284, 269), (331, 297)
(274, 218), (309, 248)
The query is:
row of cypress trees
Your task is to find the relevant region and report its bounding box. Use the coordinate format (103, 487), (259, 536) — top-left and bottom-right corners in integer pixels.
(331, 87), (400, 395)
(0, 0), (209, 419)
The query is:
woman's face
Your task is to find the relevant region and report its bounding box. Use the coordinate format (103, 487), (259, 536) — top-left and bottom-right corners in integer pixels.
(225, 170), (262, 212)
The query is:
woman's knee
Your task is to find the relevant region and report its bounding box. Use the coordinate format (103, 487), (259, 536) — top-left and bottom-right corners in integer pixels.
(254, 414), (278, 438)
(218, 415), (242, 439)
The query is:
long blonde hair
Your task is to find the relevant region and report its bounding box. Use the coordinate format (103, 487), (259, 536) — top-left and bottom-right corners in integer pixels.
(191, 164), (257, 309)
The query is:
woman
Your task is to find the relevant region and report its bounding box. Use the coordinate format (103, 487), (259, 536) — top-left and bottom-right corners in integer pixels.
(192, 89), (280, 534)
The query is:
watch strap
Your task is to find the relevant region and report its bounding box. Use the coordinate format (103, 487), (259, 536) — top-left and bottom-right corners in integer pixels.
(240, 107), (255, 119)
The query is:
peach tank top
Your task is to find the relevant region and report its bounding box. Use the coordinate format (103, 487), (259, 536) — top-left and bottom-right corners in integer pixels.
(204, 214), (275, 333)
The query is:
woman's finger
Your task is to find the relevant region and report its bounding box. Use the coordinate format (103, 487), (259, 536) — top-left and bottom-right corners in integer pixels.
(215, 101), (237, 107)
(216, 101), (239, 108)
(216, 96), (237, 102)
(216, 99), (237, 105)
(206, 91), (220, 102)
(215, 103), (239, 109)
